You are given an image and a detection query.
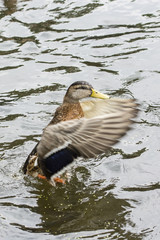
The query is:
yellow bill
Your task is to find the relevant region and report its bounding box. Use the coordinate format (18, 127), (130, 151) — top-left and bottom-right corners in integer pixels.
(91, 89), (109, 99)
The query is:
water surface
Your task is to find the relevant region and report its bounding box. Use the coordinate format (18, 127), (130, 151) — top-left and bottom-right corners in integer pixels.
(0, 0), (160, 239)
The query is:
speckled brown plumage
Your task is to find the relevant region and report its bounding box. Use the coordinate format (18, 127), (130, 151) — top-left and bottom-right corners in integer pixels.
(49, 102), (84, 125)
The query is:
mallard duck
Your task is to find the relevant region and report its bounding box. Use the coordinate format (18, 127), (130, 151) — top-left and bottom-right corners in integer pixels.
(23, 81), (138, 185)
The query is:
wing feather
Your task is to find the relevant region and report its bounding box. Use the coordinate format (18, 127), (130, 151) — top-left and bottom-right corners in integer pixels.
(37, 102), (138, 161)
(80, 98), (138, 119)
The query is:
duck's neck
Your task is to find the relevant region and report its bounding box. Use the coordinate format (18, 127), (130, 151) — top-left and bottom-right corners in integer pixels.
(63, 95), (79, 104)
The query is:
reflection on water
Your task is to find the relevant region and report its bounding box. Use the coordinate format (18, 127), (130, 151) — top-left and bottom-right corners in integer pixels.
(3, 0), (17, 15)
(31, 180), (140, 239)
(0, 0), (160, 239)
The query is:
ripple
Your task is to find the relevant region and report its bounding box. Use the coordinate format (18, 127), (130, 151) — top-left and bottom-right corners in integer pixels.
(44, 65), (81, 73)
(93, 48), (148, 59)
(123, 182), (160, 192)
(0, 114), (25, 122)
(0, 49), (18, 55)
(0, 83), (62, 105)
(83, 30), (152, 41)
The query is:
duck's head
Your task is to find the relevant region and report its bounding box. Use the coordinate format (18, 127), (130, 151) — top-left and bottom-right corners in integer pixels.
(63, 81), (109, 103)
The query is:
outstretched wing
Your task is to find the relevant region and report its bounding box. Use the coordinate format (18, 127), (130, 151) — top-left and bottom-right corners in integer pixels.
(80, 98), (138, 119)
(37, 105), (138, 161)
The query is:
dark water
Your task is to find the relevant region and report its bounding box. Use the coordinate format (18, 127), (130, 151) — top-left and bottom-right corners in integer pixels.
(0, 0), (160, 239)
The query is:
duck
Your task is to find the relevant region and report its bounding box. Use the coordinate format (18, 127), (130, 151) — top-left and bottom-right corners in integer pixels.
(23, 81), (138, 185)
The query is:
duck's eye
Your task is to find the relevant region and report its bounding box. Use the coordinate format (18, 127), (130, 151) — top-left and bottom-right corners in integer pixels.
(81, 86), (88, 90)
(75, 86), (89, 90)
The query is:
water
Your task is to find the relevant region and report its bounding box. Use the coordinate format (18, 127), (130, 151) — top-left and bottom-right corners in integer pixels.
(0, 0), (160, 239)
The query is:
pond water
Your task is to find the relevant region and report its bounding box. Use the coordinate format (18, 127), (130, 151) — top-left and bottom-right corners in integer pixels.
(0, 0), (160, 239)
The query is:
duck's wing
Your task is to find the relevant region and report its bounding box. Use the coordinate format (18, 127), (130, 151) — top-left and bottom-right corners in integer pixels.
(37, 100), (138, 164)
(80, 98), (138, 119)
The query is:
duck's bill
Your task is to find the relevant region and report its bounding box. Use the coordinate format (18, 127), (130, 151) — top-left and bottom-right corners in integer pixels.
(91, 89), (109, 99)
